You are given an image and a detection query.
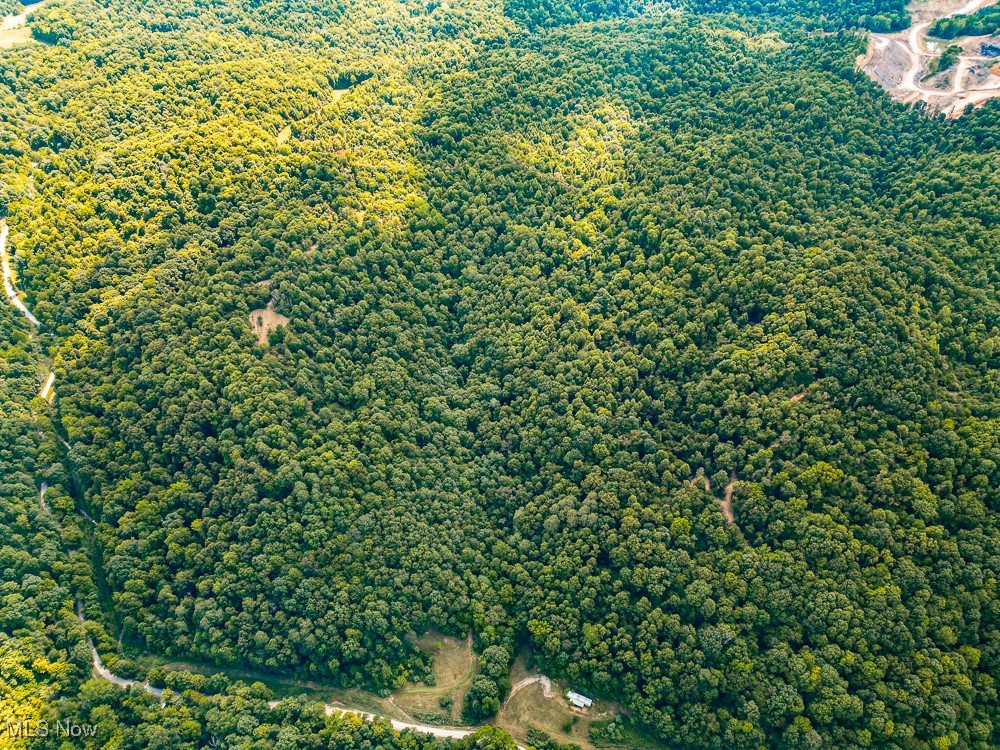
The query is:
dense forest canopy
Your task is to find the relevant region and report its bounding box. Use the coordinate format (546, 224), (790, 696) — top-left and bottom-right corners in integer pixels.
(1, 0), (999, 748)
(688, 0), (909, 31)
(929, 4), (1000, 39)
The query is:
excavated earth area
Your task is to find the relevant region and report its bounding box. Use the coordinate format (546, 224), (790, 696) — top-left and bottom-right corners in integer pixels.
(860, 0), (1000, 117)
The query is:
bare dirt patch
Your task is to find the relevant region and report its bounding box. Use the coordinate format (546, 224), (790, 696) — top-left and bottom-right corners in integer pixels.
(861, 0), (1000, 117)
(689, 469), (711, 493)
(510, 673), (553, 699)
(1, 0), (47, 47)
(39, 370), (55, 402)
(249, 301), (289, 345)
(721, 473), (738, 526)
(691, 468), (739, 526)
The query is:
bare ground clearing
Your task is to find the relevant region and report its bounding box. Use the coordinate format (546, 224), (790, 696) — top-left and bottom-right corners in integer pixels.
(721, 474), (737, 526)
(496, 657), (611, 750)
(249, 301), (290, 345)
(0, 0), (47, 47)
(861, 0), (1000, 116)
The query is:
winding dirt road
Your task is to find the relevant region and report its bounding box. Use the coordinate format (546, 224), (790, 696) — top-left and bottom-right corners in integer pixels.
(3, 220), (57, 400)
(80, 615), (517, 745)
(75, 604), (165, 701)
(508, 674), (554, 699)
(1, 0), (47, 31)
(37, 488), (161, 701)
(264, 701), (480, 742)
(864, 0), (1000, 116)
(1, 222), (40, 325)
(721, 476), (737, 526)
(10, 204), (522, 746)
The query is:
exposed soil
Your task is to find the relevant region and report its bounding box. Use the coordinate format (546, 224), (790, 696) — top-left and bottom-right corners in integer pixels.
(689, 470), (712, 493)
(691, 469), (739, 526)
(721, 474), (737, 526)
(0, 0), (46, 47)
(249, 301), (290, 345)
(861, 0), (1000, 117)
(509, 674), (554, 699)
(39, 370), (55, 401)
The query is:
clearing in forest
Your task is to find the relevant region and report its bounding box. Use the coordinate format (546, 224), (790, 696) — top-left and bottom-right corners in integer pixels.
(495, 657), (617, 750)
(393, 632), (477, 723)
(0, 0), (46, 47)
(249, 301), (289, 345)
(861, 0), (1000, 117)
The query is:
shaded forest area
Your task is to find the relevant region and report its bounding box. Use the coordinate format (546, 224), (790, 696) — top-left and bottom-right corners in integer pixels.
(1, 0), (998, 748)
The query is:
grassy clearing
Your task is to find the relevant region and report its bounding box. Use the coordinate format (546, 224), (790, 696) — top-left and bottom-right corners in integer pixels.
(495, 657), (608, 750)
(0, 25), (31, 47)
(498, 680), (594, 749)
(150, 631), (478, 726)
(392, 632), (477, 724)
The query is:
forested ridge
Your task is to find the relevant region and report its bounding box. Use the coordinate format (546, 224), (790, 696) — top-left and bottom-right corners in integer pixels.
(930, 4), (1000, 39)
(1, 0), (999, 748)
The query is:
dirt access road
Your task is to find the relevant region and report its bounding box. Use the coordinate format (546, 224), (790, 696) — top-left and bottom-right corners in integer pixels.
(0, 0), (47, 47)
(862, 0), (1000, 116)
(11, 201), (528, 747)
(265, 701), (489, 744)
(2, 220), (58, 398)
(1, 222), (40, 325)
(1, 0), (47, 30)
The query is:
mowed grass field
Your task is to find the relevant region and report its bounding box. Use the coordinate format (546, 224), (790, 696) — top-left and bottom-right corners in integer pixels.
(496, 657), (603, 749)
(392, 632), (478, 724)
